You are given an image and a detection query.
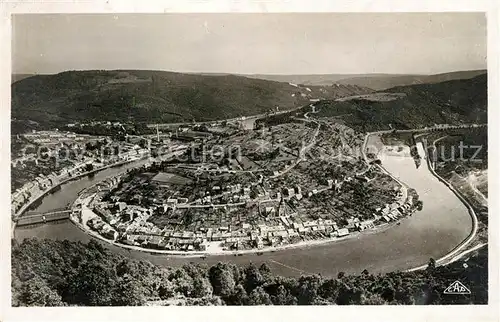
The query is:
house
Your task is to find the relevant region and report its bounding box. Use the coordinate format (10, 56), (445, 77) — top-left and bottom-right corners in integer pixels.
(101, 225), (118, 240)
(275, 230), (289, 238)
(212, 232), (222, 241)
(117, 202), (127, 212)
(360, 220), (375, 230)
(198, 243), (207, 251)
(123, 234), (137, 246)
(255, 236), (264, 249)
(172, 232), (183, 239)
(337, 228), (349, 237)
(285, 188), (295, 197)
(149, 236), (163, 248)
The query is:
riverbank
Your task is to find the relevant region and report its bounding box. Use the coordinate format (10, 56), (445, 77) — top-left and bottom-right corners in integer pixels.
(404, 141), (480, 271)
(11, 157), (149, 235)
(366, 134), (479, 271)
(70, 198), (403, 258)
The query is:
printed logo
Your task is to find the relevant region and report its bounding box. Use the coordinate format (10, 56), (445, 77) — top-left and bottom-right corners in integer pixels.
(443, 281), (471, 295)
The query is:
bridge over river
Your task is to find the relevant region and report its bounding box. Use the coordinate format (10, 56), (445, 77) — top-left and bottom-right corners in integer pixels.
(15, 208), (72, 227)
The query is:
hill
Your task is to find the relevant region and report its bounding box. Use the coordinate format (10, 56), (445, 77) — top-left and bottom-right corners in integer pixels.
(336, 70), (487, 90)
(240, 73), (372, 86)
(11, 70), (372, 128)
(11, 74), (37, 84)
(310, 74), (487, 132)
(240, 70), (486, 90)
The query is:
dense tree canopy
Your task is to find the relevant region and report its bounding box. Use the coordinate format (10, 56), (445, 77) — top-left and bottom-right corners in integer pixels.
(11, 238), (487, 306)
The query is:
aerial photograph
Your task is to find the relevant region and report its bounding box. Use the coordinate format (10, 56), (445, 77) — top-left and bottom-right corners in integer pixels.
(10, 13), (488, 306)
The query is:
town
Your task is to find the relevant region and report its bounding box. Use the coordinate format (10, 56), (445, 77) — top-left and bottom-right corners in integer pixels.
(41, 112), (423, 254)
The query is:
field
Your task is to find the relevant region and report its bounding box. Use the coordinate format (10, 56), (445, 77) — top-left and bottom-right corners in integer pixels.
(151, 172), (192, 185)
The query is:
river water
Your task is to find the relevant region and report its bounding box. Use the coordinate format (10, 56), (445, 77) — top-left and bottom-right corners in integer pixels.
(14, 150), (472, 278)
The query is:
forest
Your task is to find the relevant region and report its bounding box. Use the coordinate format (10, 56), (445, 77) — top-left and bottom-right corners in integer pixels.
(12, 238), (487, 306)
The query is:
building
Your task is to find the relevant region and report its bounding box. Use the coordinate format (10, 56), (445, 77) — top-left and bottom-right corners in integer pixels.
(284, 187), (295, 197)
(337, 228), (349, 237)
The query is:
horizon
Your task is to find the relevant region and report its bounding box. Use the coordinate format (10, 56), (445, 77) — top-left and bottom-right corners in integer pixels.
(12, 13), (486, 75)
(11, 67), (488, 77)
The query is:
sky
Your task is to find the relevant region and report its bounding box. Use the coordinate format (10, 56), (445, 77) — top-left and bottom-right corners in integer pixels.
(12, 13), (487, 75)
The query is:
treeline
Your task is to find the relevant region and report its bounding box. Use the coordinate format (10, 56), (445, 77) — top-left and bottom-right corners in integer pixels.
(11, 239), (487, 306)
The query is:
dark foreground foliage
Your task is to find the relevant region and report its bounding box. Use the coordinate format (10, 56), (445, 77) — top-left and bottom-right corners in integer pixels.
(12, 238), (487, 306)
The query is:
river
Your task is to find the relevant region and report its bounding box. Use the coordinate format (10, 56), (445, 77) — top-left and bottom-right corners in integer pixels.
(14, 147), (473, 278)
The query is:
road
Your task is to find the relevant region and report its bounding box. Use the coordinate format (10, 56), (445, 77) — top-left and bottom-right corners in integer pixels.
(147, 105), (306, 129)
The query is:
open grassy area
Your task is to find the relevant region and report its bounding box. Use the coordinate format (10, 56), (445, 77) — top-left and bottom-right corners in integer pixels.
(151, 172), (193, 185)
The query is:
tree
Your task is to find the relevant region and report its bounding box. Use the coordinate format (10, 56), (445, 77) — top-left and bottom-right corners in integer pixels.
(247, 286), (273, 305)
(84, 163), (94, 172)
(380, 285), (396, 302)
(65, 262), (116, 306)
(297, 275), (322, 305)
(158, 279), (175, 300)
(16, 276), (65, 307)
(112, 275), (146, 306)
(116, 259), (133, 277)
(192, 276), (213, 298)
(362, 293), (387, 305)
(270, 284), (296, 305)
(336, 284), (363, 305)
(427, 258), (436, 272)
(319, 279), (341, 301)
(171, 268), (195, 297)
(259, 263), (273, 283)
(244, 263), (264, 292)
(226, 284), (249, 305)
(208, 263), (236, 297)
